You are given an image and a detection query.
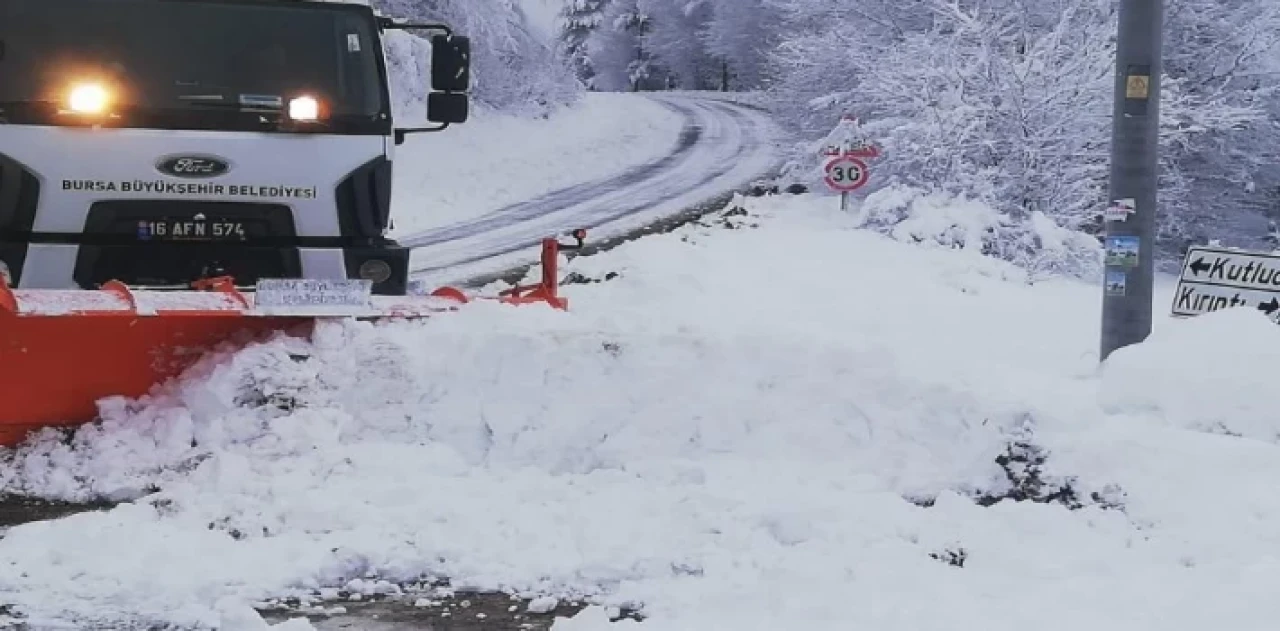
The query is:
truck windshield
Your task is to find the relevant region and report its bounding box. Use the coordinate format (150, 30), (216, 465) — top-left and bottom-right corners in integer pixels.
(0, 0), (389, 134)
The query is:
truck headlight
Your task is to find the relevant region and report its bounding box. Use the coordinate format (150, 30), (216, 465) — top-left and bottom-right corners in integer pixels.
(288, 95), (321, 122)
(67, 82), (112, 115)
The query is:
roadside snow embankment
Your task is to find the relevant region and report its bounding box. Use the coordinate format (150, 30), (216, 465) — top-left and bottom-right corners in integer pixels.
(388, 93), (685, 236)
(3, 192), (1280, 630)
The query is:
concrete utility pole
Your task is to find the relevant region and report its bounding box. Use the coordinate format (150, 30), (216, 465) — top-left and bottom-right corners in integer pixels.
(1100, 0), (1164, 362)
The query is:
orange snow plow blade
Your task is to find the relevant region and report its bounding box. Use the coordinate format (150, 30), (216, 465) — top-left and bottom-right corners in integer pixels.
(0, 235), (581, 447)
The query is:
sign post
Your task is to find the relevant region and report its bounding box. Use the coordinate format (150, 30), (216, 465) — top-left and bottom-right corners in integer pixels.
(819, 115), (879, 211)
(1100, 0), (1163, 362)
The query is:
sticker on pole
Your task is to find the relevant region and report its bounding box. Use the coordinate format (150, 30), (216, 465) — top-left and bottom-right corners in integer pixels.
(1104, 236), (1140, 269)
(823, 156), (869, 192)
(253, 278), (373, 313)
(1105, 198), (1136, 222)
(1105, 271), (1128, 296)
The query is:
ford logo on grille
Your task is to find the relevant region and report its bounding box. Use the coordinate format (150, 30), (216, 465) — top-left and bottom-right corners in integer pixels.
(156, 155), (231, 178)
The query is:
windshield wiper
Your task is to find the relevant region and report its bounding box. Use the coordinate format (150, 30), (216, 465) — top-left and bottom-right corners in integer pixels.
(176, 94), (227, 103)
(172, 95), (334, 132)
(176, 93), (285, 112)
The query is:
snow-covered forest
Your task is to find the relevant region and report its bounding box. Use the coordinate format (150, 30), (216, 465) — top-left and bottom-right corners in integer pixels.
(551, 0), (1280, 269)
(371, 0), (582, 116)
(365, 0), (1280, 271)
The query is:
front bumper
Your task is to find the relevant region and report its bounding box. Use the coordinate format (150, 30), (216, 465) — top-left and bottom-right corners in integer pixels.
(2, 240), (412, 296)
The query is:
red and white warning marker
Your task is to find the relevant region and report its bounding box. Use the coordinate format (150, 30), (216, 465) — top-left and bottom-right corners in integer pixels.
(824, 154), (871, 211)
(817, 115), (880, 210)
(823, 155), (869, 193)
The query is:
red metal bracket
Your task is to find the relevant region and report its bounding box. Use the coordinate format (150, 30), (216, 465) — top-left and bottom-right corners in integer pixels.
(0, 274), (16, 314)
(431, 287), (470, 303)
(102, 280), (139, 312)
(499, 230), (587, 311)
(191, 276), (251, 309)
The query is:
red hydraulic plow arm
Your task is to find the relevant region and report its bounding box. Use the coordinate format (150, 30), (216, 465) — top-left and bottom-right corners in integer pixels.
(0, 232), (585, 447)
(498, 229), (587, 310)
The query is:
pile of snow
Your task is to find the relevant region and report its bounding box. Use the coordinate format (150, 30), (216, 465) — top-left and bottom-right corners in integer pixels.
(854, 185), (1104, 281)
(389, 92), (684, 236)
(3, 194), (1280, 630)
(1100, 307), (1280, 441)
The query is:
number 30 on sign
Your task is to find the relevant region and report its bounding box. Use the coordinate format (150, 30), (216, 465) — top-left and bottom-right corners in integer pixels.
(824, 156), (869, 192)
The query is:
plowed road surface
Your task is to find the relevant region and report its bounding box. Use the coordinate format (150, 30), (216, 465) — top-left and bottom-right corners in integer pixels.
(401, 94), (780, 284)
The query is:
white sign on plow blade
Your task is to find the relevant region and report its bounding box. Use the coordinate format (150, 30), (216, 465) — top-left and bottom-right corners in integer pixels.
(1172, 245), (1280, 319)
(253, 278), (373, 315)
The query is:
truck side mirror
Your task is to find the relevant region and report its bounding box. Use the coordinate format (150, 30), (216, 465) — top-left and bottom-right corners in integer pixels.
(431, 35), (470, 93)
(388, 27), (471, 143)
(427, 92), (468, 124)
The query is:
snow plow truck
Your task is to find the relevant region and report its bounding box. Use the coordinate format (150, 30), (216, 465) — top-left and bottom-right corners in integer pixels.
(0, 0), (579, 446)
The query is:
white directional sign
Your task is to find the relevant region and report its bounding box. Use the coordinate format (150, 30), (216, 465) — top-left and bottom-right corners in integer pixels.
(1172, 246), (1280, 319)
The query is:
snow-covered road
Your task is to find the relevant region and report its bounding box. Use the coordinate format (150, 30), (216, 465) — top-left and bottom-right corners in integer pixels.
(401, 94), (781, 284)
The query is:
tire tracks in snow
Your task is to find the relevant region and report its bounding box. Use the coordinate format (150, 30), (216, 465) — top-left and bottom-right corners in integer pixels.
(401, 94), (781, 285)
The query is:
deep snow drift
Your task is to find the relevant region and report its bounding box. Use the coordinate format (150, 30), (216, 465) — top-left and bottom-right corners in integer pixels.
(2, 191), (1280, 630)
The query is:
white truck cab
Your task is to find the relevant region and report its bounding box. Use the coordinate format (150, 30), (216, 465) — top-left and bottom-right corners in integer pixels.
(0, 0), (471, 295)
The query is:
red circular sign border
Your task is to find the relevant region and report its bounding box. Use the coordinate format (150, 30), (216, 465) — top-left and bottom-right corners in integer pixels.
(823, 156), (869, 192)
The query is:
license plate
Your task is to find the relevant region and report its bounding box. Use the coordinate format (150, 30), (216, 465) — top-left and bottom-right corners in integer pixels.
(136, 219), (249, 241)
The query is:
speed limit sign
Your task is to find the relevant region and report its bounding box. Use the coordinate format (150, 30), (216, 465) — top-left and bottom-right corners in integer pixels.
(824, 156), (869, 192)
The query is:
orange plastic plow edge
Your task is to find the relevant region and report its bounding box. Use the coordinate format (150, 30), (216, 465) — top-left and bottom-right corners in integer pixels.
(0, 296), (316, 446)
(0, 237), (576, 447)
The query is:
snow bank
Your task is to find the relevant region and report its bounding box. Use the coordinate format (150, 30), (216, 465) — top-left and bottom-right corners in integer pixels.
(856, 185), (1104, 280)
(1100, 307), (1280, 441)
(388, 92), (684, 236)
(3, 195), (1280, 630)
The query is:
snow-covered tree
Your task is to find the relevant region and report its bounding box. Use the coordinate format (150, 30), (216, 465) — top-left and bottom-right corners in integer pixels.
(576, 0), (785, 92)
(1155, 0), (1280, 254)
(763, 0), (1280, 267)
(374, 0), (582, 114)
(700, 0), (780, 90)
(556, 0), (611, 85)
(559, 0), (1280, 270)
(771, 0), (1114, 231)
(639, 0), (717, 89)
(585, 0), (659, 91)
